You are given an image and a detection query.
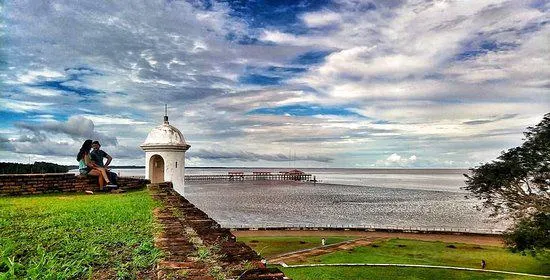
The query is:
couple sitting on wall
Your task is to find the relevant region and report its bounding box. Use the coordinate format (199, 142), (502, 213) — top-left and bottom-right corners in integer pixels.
(77, 140), (118, 191)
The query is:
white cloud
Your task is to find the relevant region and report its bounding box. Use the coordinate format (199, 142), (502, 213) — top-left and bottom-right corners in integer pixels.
(301, 11), (342, 27)
(377, 153), (418, 167)
(23, 87), (62, 97)
(17, 69), (65, 84)
(80, 114), (148, 125)
(15, 116), (118, 146)
(278, 0), (550, 104)
(1, 99), (54, 113)
(1, 0), (548, 167)
(261, 30), (301, 44)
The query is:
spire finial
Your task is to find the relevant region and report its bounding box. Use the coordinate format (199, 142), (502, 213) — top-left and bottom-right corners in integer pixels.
(164, 104), (169, 124)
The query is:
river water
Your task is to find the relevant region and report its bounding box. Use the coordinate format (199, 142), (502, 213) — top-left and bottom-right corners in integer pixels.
(99, 168), (506, 232)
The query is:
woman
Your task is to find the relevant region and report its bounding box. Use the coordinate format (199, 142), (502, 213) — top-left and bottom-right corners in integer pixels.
(77, 139), (114, 191)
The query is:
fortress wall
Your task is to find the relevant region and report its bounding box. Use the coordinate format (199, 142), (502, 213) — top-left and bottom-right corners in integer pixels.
(0, 173), (149, 196)
(150, 182), (289, 280)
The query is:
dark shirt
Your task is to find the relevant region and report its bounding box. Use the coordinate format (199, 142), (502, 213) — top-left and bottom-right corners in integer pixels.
(90, 149), (109, 167)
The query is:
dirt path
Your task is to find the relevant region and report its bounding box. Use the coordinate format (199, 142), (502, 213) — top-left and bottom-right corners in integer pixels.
(233, 230), (504, 264)
(268, 238), (377, 264)
(233, 230), (504, 247)
(232, 230), (550, 278)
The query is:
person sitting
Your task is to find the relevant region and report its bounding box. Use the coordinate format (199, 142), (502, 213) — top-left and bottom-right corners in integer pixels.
(77, 139), (116, 191)
(90, 140), (118, 187)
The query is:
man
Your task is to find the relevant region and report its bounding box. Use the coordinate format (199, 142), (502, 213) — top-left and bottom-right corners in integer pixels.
(90, 141), (118, 187)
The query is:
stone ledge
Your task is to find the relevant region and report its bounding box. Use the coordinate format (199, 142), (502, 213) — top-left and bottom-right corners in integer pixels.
(150, 182), (290, 280)
(0, 173), (150, 196)
(0, 173), (72, 177)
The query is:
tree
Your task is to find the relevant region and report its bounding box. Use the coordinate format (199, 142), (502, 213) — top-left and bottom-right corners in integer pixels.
(464, 113), (550, 254)
(504, 212), (550, 253)
(0, 162), (69, 174)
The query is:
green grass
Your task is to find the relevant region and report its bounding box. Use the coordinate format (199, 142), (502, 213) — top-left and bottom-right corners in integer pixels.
(280, 266), (542, 280)
(238, 236), (357, 258)
(304, 239), (549, 275)
(242, 236), (549, 280)
(0, 189), (162, 279)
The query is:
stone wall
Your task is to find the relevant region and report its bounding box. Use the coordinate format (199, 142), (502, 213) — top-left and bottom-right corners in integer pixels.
(150, 182), (290, 280)
(0, 173), (149, 196)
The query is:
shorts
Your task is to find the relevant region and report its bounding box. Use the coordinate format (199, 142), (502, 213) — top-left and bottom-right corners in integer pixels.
(79, 167), (91, 175)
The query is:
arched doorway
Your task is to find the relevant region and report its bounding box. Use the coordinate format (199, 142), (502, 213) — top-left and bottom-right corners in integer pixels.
(149, 155), (164, 183)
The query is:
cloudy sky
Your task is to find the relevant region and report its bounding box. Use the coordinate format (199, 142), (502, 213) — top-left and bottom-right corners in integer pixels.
(1, 0), (548, 168)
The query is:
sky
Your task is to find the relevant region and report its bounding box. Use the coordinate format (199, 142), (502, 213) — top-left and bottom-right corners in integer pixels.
(0, 0), (549, 168)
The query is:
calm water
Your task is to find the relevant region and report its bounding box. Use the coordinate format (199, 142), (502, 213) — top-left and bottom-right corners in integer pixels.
(108, 167), (466, 192)
(99, 168), (506, 232)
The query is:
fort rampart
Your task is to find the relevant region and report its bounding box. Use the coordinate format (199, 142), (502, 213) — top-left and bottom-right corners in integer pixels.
(0, 173), (149, 196)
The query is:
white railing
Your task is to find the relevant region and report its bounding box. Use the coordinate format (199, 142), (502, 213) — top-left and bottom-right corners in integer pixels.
(228, 224), (504, 235)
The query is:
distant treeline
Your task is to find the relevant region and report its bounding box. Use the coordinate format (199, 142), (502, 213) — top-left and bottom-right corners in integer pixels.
(0, 162), (69, 174)
(65, 165), (145, 170)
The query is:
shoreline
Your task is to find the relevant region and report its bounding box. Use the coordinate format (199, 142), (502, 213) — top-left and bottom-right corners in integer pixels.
(232, 229), (504, 247)
(229, 225), (504, 235)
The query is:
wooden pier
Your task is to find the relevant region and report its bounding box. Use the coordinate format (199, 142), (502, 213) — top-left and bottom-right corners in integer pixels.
(184, 171), (312, 182)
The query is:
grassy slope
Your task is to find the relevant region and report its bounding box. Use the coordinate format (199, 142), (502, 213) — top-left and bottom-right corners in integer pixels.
(238, 236), (357, 258)
(306, 239), (549, 275)
(0, 189), (161, 279)
(241, 236), (549, 280)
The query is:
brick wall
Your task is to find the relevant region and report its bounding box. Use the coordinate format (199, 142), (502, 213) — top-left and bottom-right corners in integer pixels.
(0, 173), (149, 196)
(151, 182), (290, 280)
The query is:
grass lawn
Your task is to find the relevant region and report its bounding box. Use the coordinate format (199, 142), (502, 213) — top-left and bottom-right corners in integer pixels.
(242, 236), (549, 280)
(0, 189), (162, 279)
(305, 239), (549, 275)
(238, 236), (357, 258)
(280, 266), (542, 280)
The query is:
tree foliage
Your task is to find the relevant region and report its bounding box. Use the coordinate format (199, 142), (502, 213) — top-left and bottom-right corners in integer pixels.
(464, 113), (550, 252)
(0, 161), (69, 174)
(504, 212), (550, 254)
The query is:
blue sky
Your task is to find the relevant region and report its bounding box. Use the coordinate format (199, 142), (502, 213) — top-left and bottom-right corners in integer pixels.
(0, 0), (549, 167)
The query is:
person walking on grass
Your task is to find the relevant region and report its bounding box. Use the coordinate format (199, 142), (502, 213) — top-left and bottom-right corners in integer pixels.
(77, 139), (116, 191)
(90, 140), (118, 187)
